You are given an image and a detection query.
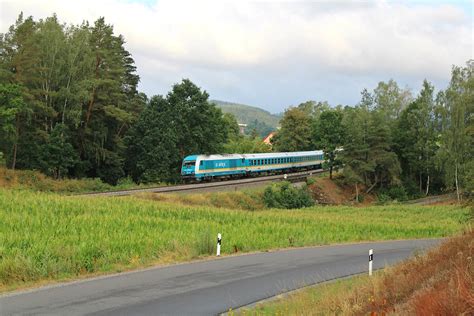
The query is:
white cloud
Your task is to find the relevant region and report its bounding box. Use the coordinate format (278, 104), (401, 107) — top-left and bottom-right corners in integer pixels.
(1, 0), (471, 110)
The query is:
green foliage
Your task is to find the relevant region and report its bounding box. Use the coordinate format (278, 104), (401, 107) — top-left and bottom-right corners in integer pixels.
(39, 124), (79, 179)
(272, 107), (313, 152)
(313, 109), (345, 179)
(125, 80), (230, 183)
(394, 80), (438, 195)
(376, 193), (392, 204)
(222, 113), (240, 140)
(223, 135), (271, 154)
(245, 119), (275, 138)
(386, 186), (409, 201)
(263, 182), (314, 209)
(0, 14), (144, 184)
(435, 61), (473, 200)
(0, 83), (29, 169)
(0, 189), (469, 287)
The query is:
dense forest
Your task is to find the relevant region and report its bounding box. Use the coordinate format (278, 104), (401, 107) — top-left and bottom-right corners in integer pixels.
(0, 14), (236, 184)
(273, 70), (473, 200)
(0, 14), (472, 199)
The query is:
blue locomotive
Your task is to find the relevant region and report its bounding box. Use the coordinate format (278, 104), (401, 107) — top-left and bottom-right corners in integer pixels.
(181, 150), (324, 181)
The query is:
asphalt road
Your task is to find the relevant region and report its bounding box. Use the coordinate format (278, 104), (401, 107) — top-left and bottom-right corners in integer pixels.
(0, 239), (441, 316)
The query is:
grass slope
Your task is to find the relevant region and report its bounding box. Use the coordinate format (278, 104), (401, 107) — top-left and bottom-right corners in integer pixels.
(0, 189), (469, 291)
(211, 100), (281, 127)
(0, 167), (162, 194)
(244, 229), (473, 315)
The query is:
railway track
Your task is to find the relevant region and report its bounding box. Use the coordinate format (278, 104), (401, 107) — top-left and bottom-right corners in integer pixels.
(78, 169), (325, 197)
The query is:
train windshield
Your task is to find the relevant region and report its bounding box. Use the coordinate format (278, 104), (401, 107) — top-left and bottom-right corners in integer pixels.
(183, 161), (195, 168)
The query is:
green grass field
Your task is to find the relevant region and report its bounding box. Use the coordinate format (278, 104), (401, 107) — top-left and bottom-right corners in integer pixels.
(0, 189), (470, 290)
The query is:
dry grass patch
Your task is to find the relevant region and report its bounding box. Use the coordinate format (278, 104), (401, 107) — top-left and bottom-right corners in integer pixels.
(244, 228), (474, 315)
(139, 189), (265, 210)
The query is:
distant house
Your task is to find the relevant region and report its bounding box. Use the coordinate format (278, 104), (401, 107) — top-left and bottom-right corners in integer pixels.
(263, 131), (276, 145)
(238, 123), (247, 135)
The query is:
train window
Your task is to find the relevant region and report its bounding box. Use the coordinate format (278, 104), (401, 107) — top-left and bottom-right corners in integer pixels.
(200, 161), (204, 165)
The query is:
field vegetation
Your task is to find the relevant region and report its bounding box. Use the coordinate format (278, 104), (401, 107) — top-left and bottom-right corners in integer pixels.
(0, 189), (469, 291)
(243, 228), (473, 315)
(0, 167), (162, 194)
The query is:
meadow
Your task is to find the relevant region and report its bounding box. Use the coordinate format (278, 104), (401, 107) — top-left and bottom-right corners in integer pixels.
(0, 189), (470, 290)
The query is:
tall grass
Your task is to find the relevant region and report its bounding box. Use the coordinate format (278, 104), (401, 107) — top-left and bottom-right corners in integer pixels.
(0, 189), (469, 289)
(140, 189), (265, 210)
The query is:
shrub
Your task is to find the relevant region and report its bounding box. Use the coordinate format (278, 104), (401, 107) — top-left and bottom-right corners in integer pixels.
(377, 193), (392, 204)
(386, 186), (408, 201)
(377, 186), (409, 203)
(263, 181), (314, 209)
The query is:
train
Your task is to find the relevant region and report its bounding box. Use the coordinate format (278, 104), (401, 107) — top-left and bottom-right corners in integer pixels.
(181, 150), (324, 181)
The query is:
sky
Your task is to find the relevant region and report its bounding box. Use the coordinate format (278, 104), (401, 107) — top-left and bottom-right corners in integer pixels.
(1, 0), (472, 113)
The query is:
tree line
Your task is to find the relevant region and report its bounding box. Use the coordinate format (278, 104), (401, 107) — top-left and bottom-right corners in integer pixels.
(1, 13), (472, 198)
(0, 14), (238, 184)
(272, 68), (473, 200)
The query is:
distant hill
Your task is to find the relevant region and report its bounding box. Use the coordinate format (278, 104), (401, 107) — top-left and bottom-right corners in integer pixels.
(211, 100), (281, 128)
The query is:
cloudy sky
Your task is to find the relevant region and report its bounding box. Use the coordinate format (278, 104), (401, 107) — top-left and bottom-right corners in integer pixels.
(1, 0), (472, 112)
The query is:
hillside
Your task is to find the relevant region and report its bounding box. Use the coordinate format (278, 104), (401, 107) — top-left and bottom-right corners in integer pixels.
(211, 100), (281, 129)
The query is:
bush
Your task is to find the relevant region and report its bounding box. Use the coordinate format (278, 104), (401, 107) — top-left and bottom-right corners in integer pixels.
(377, 193), (392, 204)
(377, 186), (409, 203)
(263, 181), (314, 209)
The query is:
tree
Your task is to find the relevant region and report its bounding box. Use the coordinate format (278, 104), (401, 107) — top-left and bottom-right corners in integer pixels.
(366, 110), (401, 191)
(222, 113), (240, 141)
(39, 124), (79, 178)
(341, 105), (372, 202)
(125, 96), (179, 183)
(313, 109), (345, 179)
(436, 61), (473, 201)
(125, 79), (230, 183)
(373, 79), (412, 120)
(245, 119), (274, 138)
(223, 135), (271, 154)
(394, 80), (438, 196)
(272, 107), (312, 152)
(0, 14), (143, 183)
(0, 84), (29, 169)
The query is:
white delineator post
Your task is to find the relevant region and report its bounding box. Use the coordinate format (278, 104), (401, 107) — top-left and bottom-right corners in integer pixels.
(217, 233), (222, 256)
(369, 249), (373, 276)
